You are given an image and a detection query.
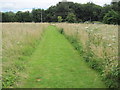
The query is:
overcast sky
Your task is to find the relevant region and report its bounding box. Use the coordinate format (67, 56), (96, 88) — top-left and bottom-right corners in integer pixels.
(0, 0), (112, 12)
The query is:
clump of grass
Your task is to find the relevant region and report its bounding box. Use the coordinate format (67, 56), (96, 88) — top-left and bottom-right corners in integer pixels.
(56, 23), (119, 88)
(2, 23), (49, 88)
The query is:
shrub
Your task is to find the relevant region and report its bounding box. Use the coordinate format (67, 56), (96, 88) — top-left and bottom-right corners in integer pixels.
(103, 10), (119, 25)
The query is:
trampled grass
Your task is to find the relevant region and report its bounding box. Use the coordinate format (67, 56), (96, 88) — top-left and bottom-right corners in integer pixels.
(56, 23), (118, 88)
(2, 23), (49, 88)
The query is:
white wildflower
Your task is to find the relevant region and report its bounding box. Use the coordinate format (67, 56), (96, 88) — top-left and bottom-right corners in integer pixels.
(103, 37), (106, 39)
(85, 27), (89, 29)
(112, 35), (116, 38)
(51, 24), (55, 26)
(112, 38), (115, 41)
(91, 30), (93, 32)
(108, 44), (112, 47)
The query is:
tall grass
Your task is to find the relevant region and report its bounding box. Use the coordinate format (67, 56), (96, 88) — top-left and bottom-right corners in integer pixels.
(0, 22), (2, 89)
(56, 23), (119, 88)
(2, 23), (49, 88)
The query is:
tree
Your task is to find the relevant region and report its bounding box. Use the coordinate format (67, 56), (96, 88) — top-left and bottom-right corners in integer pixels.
(45, 6), (57, 22)
(2, 12), (16, 22)
(22, 11), (32, 22)
(1, 1), (119, 24)
(66, 13), (76, 23)
(56, 2), (74, 22)
(32, 9), (43, 22)
(15, 11), (24, 22)
(58, 16), (63, 22)
(103, 10), (119, 24)
(0, 12), (2, 22)
(100, 4), (112, 21)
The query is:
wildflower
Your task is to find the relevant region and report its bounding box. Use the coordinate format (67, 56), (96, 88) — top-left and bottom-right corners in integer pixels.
(103, 37), (106, 39)
(91, 30), (93, 32)
(52, 24), (55, 26)
(112, 35), (116, 38)
(108, 44), (112, 47)
(112, 38), (115, 41)
(85, 27), (89, 29)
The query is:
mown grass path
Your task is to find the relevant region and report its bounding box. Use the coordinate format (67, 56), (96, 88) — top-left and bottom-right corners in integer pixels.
(20, 26), (106, 88)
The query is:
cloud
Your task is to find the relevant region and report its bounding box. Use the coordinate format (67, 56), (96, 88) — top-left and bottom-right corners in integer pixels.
(0, 0), (112, 12)
(112, 0), (120, 2)
(0, 2), (15, 11)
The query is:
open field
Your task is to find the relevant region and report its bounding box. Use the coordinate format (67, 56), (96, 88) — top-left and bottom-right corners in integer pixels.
(56, 23), (118, 88)
(1, 23), (119, 88)
(2, 23), (49, 87)
(17, 26), (106, 88)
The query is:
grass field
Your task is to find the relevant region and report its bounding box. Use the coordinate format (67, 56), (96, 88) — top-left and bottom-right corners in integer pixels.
(56, 23), (118, 88)
(17, 26), (106, 88)
(2, 23), (49, 87)
(1, 23), (118, 88)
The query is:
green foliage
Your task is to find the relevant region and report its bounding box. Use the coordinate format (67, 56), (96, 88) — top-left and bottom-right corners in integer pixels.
(2, 67), (17, 88)
(59, 28), (84, 54)
(15, 11), (32, 22)
(2, 37), (41, 88)
(2, 12), (16, 22)
(1, 1), (120, 24)
(103, 10), (119, 25)
(32, 9), (43, 22)
(66, 36), (83, 54)
(57, 16), (63, 22)
(58, 28), (64, 34)
(58, 26), (119, 88)
(66, 13), (76, 23)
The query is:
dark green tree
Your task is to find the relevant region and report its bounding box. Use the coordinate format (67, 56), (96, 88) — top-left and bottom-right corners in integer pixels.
(66, 13), (76, 23)
(32, 9), (42, 22)
(15, 11), (24, 22)
(103, 10), (119, 24)
(22, 11), (32, 22)
(1, 1), (119, 25)
(2, 12), (16, 22)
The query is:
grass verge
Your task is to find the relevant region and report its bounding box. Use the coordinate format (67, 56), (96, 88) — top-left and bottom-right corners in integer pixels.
(57, 27), (119, 88)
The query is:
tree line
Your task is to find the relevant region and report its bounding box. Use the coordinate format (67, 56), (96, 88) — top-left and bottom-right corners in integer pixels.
(1, 1), (120, 25)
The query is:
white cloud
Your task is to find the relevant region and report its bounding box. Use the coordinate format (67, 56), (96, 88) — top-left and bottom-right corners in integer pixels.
(0, 0), (112, 12)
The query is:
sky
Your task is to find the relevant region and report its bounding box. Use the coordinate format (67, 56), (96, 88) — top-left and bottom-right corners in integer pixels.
(0, 0), (113, 12)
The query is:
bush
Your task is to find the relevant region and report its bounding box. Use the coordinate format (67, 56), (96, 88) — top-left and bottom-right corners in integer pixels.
(66, 13), (77, 23)
(103, 10), (119, 25)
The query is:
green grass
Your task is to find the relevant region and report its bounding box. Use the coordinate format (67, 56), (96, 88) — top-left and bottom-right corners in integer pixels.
(18, 25), (106, 88)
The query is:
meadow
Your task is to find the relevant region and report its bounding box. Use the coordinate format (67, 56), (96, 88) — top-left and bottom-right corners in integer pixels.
(2, 23), (49, 87)
(0, 23), (2, 89)
(1, 23), (119, 88)
(56, 23), (118, 88)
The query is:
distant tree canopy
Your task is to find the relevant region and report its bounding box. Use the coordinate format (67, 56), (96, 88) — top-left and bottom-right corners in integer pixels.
(66, 13), (76, 23)
(103, 10), (119, 24)
(1, 1), (120, 25)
